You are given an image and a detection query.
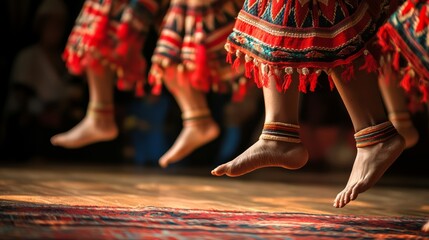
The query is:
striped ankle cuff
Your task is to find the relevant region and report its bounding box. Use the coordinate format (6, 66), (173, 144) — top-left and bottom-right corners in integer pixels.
(260, 122), (301, 143)
(354, 121), (398, 148)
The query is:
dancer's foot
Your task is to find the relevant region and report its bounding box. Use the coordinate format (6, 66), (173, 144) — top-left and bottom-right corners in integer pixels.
(211, 139), (309, 177)
(212, 122), (308, 177)
(51, 103), (118, 148)
(334, 132), (404, 208)
(389, 112), (419, 149)
(159, 114), (220, 168)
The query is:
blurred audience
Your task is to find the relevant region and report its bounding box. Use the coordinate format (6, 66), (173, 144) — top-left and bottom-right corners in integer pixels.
(2, 0), (86, 161)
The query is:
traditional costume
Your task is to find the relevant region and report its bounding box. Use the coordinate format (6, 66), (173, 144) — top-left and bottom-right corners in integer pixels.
(225, 0), (399, 93)
(378, 0), (429, 103)
(63, 0), (245, 99)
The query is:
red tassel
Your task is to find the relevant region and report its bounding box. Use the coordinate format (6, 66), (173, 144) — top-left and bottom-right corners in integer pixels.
(273, 73), (282, 92)
(62, 49), (69, 61)
(245, 61), (253, 78)
(92, 15), (108, 45)
(298, 74), (308, 93)
(117, 78), (126, 90)
(328, 75), (335, 91)
(341, 64), (355, 82)
(282, 74), (292, 92)
(416, 5), (428, 32)
(262, 73), (269, 88)
(226, 52), (233, 64)
(377, 26), (392, 52)
(402, 1), (414, 15)
(400, 72), (412, 92)
(192, 44), (209, 91)
(152, 83), (162, 95)
(419, 84), (429, 102)
(66, 52), (84, 75)
(359, 52), (379, 73)
(117, 23), (129, 40)
(116, 42), (130, 57)
(115, 22), (134, 57)
(392, 50), (401, 71)
(135, 80), (145, 97)
(232, 81), (247, 102)
(309, 73), (318, 92)
(148, 74), (156, 85)
(232, 57), (241, 73)
(253, 65), (261, 88)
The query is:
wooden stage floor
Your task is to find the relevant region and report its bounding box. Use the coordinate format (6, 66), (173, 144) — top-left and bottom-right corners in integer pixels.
(0, 164), (428, 218)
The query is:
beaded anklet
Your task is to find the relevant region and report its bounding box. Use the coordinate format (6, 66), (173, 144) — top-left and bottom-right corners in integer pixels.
(86, 102), (114, 118)
(354, 121), (398, 148)
(182, 109), (212, 127)
(259, 122), (301, 143)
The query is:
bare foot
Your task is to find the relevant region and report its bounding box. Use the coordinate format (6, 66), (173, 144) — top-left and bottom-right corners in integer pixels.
(211, 139), (309, 177)
(422, 221), (429, 232)
(159, 119), (220, 168)
(333, 135), (405, 208)
(391, 121), (419, 149)
(50, 116), (118, 148)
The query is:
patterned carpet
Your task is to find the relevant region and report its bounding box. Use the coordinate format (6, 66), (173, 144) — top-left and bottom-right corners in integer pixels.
(0, 201), (427, 239)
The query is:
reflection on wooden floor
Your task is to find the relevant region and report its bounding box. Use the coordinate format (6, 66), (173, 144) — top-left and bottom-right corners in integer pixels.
(0, 165), (428, 217)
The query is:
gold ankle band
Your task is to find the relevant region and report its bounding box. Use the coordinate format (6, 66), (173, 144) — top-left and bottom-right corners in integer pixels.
(388, 112), (411, 122)
(182, 109), (211, 120)
(181, 109), (212, 127)
(388, 112), (413, 127)
(87, 102), (114, 118)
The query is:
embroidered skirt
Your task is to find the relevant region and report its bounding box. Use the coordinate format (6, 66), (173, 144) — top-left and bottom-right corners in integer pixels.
(378, 0), (429, 103)
(225, 0), (398, 93)
(63, 0), (165, 96)
(149, 0), (247, 100)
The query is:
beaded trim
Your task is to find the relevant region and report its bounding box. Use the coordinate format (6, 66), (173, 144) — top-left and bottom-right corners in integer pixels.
(259, 122), (301, 143)
(354, 121), (398, 148)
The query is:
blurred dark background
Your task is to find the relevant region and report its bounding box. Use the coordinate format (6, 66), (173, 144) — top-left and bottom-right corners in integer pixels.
(0, 0), (428, 177)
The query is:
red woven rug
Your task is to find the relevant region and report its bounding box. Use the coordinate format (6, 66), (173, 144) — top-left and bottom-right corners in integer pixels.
(0, 201), (427, 239)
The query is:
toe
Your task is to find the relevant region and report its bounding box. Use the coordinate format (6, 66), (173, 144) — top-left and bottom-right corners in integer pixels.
(338, 193), (345, 208)
(343, 192), (350, 206)
(422, 222), (429, 232)
(350, 184), (362, 201)
(159, 157), (169, 168)
(211, 164), (227, 176)
(50, 136), (58, 145)
(334, 191), (343, 208)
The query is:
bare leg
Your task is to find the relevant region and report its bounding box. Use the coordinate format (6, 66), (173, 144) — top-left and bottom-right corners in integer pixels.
(50, 67), (118, 148)
(159, 66), (220, 168)
(378, 64), (419, 148)
(211, 73), (309, 177)
(331, 55), (405, 208)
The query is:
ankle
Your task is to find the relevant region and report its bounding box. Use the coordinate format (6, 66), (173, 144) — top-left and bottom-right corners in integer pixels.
(182, 108), (212, 127)
(259, 122), (301, 143)
(86, 102), (116, 127)
(354, 121), (400, 148)
(388, 111), (413, 128)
